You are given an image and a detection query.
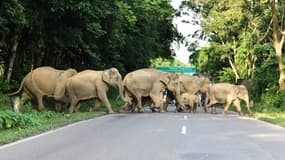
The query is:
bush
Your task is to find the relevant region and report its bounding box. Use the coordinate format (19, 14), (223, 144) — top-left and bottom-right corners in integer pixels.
(0, 78), (19, 93)
(0, 111), (40, 129)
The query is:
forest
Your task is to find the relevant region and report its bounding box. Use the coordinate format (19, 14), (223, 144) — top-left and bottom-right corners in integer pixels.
(1, 0), (285, 131)
(0, 0), (179, 83)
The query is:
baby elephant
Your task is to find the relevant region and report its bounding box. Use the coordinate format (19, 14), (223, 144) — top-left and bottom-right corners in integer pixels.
(181, 93), (200, 113)
(207, 83), (251, 115)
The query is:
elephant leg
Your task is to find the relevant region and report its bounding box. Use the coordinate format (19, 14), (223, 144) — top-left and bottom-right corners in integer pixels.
(74, 102), (81, 112)
(152, 97), (165, 113)
(36, 95), (44, 111)
(91, 99), (100, 112)
(163, 102), (168, 112)
(69, 99), (79, 113)
(211, 106), (217, 114)
(130, 100), (137, 112)
(136, 96), (144, 113)
(203, 98), (208, 112)
(185, 105), (190, 112)
(98, 91), (114, 114)
(175, 103), (182, 112)
(193, 104), (197, 113)
(120, 102), (129, 113)
(233, 99), (243, 116)
(55, 102), (62, 112)
(119, 91), (132, 113)
(53, 96), (69, 112)
(223, 100), (232, 115)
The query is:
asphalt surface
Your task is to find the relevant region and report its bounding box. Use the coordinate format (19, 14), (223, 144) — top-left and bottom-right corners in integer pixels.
(1, 106), (285, 160)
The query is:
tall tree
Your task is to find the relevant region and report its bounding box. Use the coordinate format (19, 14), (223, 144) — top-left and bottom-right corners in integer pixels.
(0, 0), (27, 81)
(183, 0), (271, 82)
(272, 0), (285, 90)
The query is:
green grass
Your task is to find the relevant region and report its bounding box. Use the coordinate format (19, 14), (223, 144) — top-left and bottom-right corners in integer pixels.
(0, 91), (125, 145)
(252, 112), (285, 127)
(211, 103), (285, 127)
(0, 111), (105, 144)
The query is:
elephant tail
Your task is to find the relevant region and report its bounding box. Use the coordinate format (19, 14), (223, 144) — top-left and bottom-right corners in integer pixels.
(7, 75), (27, 96)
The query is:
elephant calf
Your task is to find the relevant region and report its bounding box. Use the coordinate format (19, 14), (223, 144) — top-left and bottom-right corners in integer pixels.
(181, 93), (200, 113)
(207, 83), (251, 115)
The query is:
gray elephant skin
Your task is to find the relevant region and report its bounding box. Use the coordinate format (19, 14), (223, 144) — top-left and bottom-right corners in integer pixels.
(181, 93), (200, 113)
(120, 68), (183, 113)
(177, 74), (211, 112)
(8, 66), (77, 112)
(66, 67), (125, 114)
(207, 83), (251, 115)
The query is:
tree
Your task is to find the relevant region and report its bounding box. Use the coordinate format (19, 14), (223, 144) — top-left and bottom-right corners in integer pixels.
(0, 0), (27, 81)
(272, 0), (285, 90)
(0, 0), (179, 83)
(183, 0), (271, 82)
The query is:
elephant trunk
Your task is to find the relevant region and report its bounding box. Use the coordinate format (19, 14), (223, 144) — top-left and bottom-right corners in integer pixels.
(10, 95), (21, 112)
(117, 82), (125, 102)
(245, 96), (252, 114)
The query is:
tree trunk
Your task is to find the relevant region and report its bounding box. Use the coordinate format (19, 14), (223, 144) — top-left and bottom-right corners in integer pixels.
(6, 34), (20, 82)
(272, 0), (285, 90)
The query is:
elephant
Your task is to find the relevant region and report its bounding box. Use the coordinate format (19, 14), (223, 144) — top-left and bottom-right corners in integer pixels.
(181, 93), (200, 113)
(207, 83), (252, 115)
(120, 68), (183, 113)
(176, 74), (211, 112)
(66, 67), (125, 114)
(8, 66), (77, 112)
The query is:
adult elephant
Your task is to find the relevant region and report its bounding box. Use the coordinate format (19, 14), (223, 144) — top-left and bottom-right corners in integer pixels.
(8, 66), (77, 112)
(66, 67), (125, 114)
(207, 83), (251, 115)
(178, 74), (211, 112)
(120, 68), (183, 113)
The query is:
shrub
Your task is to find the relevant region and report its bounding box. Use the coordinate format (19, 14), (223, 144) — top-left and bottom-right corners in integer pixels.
(0, 78), (19, 93)
(0, 111), (40, 129)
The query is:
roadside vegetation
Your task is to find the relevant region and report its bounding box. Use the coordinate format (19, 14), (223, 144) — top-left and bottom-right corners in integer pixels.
(0, 89), (124, 144)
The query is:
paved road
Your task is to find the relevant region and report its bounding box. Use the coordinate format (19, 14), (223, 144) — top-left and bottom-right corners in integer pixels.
(1, 107), (285, 160)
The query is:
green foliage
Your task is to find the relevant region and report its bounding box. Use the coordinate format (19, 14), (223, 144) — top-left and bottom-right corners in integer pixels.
(0, 110), (104, 144)
(217, 67), (235, 83)
(0, 78), (19, 93)
(1, 0), (178, 79)
(0, 92), (11, 111)
(150, 57), (192, 68)
(250, 58), (279, 99)
(253, 90), (285, 113)
(184, 0), (272, 82)
(0, 110), (40, 129)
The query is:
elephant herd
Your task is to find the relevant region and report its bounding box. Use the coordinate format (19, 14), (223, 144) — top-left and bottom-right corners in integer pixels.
(8, 66), (252, 116)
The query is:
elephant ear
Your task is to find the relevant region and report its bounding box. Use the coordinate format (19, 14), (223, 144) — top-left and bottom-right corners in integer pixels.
(160, 73), (172, 86)
(103, 68), (121, 87)
(102, 69), (111, 84)
(103, 68), (118, 85)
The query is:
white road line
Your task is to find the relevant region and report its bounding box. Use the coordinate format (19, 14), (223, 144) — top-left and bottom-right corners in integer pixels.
(184, 115), (187, 120)
(181, 125), (187, 135)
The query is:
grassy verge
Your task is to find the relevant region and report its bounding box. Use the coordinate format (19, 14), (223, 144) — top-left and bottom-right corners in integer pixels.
(0, 111), (105, 144)
(0, 90), (124, 145)
(214, 104), (285, 127)
(252, 112), (285, 127)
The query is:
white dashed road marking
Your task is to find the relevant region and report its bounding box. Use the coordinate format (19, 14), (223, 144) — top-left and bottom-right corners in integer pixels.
(181, 125), (187, 135)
